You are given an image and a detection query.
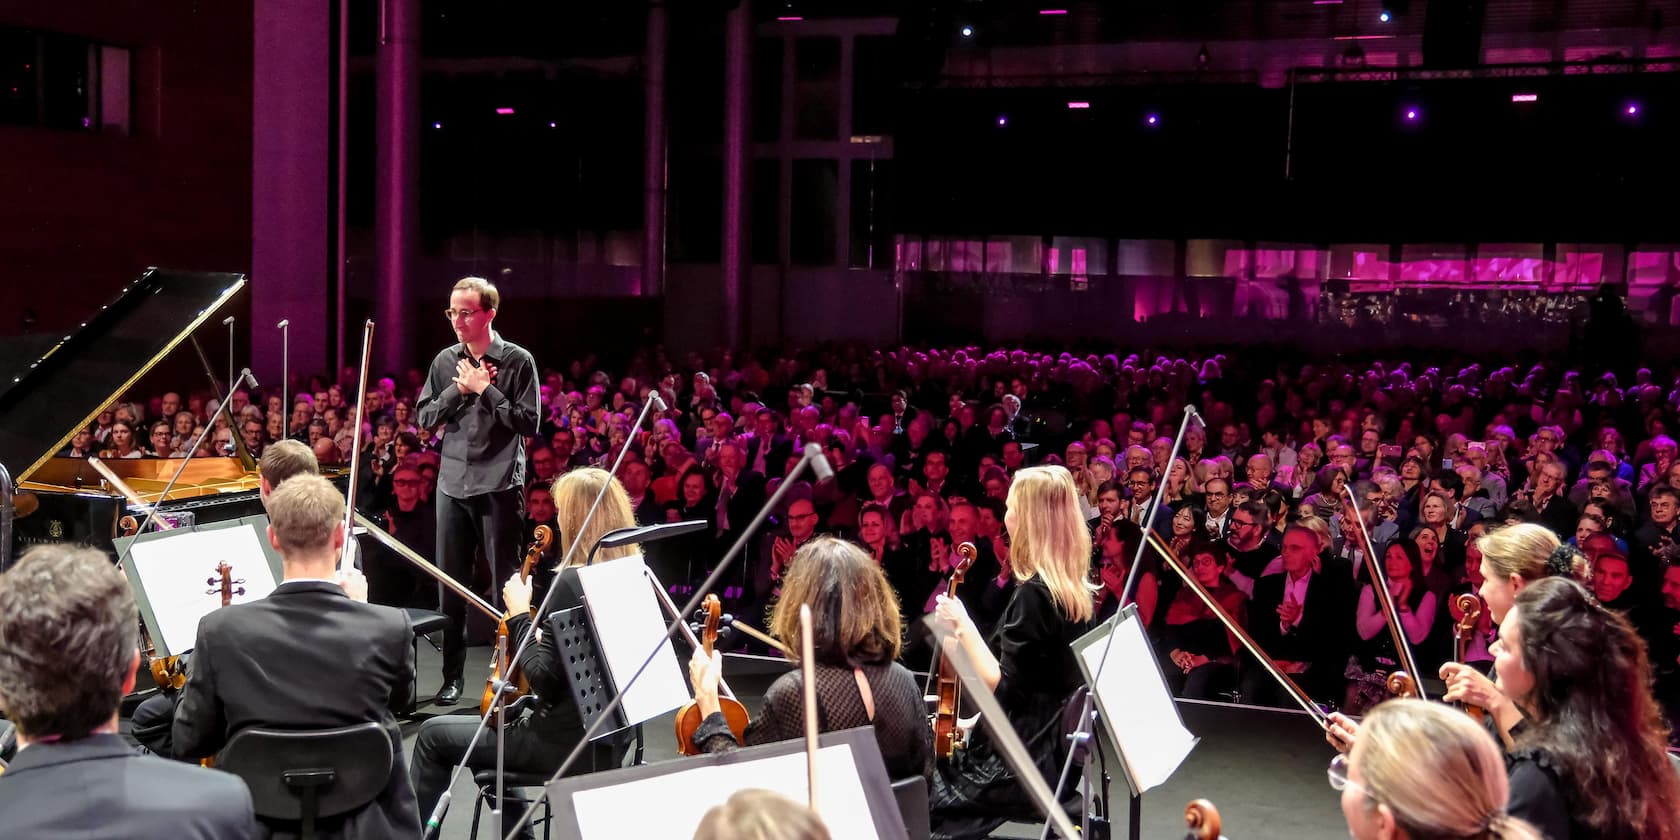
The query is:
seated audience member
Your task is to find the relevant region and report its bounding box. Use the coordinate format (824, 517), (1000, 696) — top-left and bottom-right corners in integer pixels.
(1333, 699), (1541, 840)
(1156, 540), (1248, 700)
(689, 537), (933, 782)
(1344, 541), (1436, 714)
(174, 476), (420, 838)
(1244, 524), (1355, 706)
(0, 544), (260, 838)
(692, 789), (831, 840)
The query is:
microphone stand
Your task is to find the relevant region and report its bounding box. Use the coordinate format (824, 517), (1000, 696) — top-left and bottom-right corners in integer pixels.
(278, 319), (290, 439)
(503, 443), (833, 840)
(1041, 404), (1203, 840)
(1341, 485), (1428, 701)
(423, 392), (668, 840)
(223, 316), (236, 406)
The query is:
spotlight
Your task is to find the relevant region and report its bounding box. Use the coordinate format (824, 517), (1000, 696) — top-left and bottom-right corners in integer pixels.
(1625, 102), (1641, 116)
(1405, 109), (1417, 119)
(432, 121), (442, 130)
(996, 115), (1008, 127)
(960, 25), (974, 37)
(549, 121), (558, 128)
(1379, 9), (1392, 22)
(1145, 113), (1159, 126)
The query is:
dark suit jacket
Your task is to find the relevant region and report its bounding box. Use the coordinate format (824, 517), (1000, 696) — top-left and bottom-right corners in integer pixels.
(744, 433), (792, 479)
(1248, 570), (1354, 697)
(174, 581), (419, 840)
(0, 734), (261, 838)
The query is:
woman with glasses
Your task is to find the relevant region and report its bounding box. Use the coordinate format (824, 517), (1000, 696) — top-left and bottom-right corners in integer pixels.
(1331, 699), (1540, 840)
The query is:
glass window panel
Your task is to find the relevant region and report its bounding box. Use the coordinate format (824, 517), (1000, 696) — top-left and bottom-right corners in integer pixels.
(793, 37), (839, 140)
(1049, 237), (1109, 276)
(1187, 239), (1243, 277)
(791, 158), (837, 265)
(752, 37), (782, 143)
(1115, 239), (1175, 277)
(1399, 244), (1470, 287)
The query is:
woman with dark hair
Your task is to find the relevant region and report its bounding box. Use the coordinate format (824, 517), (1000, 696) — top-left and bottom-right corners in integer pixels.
(1344, 540), (1435, 714)
(1167, 504), (1206, 557)
(668, 464), (719, 582)
(1301, 464), (1349, 520)
(101, 419), (143, 459)
(1477, 577), (1680, 839)
(689, 537), (933, 782)
(1395, 455), (1429, 527)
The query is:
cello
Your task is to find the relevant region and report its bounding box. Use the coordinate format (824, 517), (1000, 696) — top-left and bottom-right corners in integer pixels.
(674, 594), (750, 755)
(482, 525), (552, 726)
(932, 542), (977, 758)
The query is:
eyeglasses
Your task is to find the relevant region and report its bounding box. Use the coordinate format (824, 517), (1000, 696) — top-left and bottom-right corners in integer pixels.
(394, 478), (423, 487)
(1327, 754), (1366, 794)
(1231, 518), (1259, 529)
(444, 308), (485, 322)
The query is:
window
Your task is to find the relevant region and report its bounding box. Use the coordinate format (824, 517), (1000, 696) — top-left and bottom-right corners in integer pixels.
(791, 158), (837, 265)
(0, 27), (129, 134)
(793, 37), (840, 140)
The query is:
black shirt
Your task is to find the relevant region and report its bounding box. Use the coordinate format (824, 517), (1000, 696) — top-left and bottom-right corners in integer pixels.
(414, 330), (540, 498)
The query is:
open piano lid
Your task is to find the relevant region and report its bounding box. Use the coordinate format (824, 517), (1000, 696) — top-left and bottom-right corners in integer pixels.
(0, 268), (248, 486)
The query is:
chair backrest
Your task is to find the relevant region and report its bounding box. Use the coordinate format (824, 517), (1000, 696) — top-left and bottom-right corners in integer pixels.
(891, 775), (930, 840)
(219, 721), (394, 821)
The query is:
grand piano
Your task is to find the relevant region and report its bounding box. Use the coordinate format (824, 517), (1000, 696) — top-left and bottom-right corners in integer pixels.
(0, 268), (272, 569)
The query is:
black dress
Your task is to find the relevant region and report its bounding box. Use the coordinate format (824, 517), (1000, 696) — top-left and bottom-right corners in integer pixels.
(692, 661), (934, 782)
(1507, 746), (1588, 840)
(928, 576), (1094, 840)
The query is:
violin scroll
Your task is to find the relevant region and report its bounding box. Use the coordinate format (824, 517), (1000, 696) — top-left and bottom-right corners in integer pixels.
(1184, 799), (1222, 840)
(1386, 671), (1418, 698)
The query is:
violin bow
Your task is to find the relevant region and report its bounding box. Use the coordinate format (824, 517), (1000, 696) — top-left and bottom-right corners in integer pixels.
(339, 319), (375, 573)
(1341, 485), (1428, 700)
(800, 604), (820, 814)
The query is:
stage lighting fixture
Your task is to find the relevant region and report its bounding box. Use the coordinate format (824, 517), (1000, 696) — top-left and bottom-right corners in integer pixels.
(996, 115), (1008, 127)
(960, 25), (974, 37)
(432, 121), (442, 130)
(1067, 101), (1090, 109)
(549, 121), (558, 128)
(495, 107), (514, 115)
(1511, 93), (1538, 103)
(1625, 102), (1641, 116)
(1145, 113), (1159, 126)
(1379, 10), (1392, 22)
(1405, 109), (1417, 120)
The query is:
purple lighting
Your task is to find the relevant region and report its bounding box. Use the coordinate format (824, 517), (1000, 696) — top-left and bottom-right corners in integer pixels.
(1145, 113), (1159, 125)
(1626, 103), (1641, 115)
(1511, 93), (1539, 103)
(432, 122), (442, 130)
(996, 115), (1008, 126)
(495, 107), (515, 115)
(776, 15), (802, 21)
(1067, 101), (1090, 109)
(1405, 109), (1418, 120)
(1039, 8), (1068, 14)
(549, 121), (557, 128)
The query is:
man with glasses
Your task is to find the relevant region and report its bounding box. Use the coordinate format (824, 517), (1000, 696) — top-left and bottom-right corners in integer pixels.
(1330, 480), (1398, 567)
(1224, 500), (1280, 598)
(1201, 477), (1234, 538)
(416, 276), (540, 705)
(1125, 467), (1172, 536)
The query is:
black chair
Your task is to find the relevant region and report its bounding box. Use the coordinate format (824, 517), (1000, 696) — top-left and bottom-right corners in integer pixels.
(218, 721), (394, 840)
(405, 607), (450, 655)
(891, 775), (930, 840)
(469, 769), (554, 840)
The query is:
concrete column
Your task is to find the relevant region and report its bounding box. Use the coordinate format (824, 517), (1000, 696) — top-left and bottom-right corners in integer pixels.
(642, 0), (668, 297)
(721, 0), (752, 349)
(252, 0), (330, 387)
(376, 0), (421, 369)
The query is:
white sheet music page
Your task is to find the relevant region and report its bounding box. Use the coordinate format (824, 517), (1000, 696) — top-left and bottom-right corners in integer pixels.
(573, 554), (691, 725)
(570, 744), (878, 839)
(130, 525), (279, 655)
(1079, 612), (1197, 792)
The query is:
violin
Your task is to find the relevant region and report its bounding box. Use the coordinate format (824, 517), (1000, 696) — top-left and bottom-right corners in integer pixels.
(207, 562), (246, 607)
(1449, 592), (1488, 722)
(1184, 798), (1223, 840)
(482, 525), (551, 725)
(933, 542), (977, 759)
(674, 594), (751, 756)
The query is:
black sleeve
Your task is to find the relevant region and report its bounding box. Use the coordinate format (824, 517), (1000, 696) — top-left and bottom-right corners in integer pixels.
(386, 610), (417, 715)
(478, 350), (541, 438)
(415, 351), (465, 429)
(507, 613), (569, 704)
(991, 581), (1057, 706)
(1506, 756), (1573, 840)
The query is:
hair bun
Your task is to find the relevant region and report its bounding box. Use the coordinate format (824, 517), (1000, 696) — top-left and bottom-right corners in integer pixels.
(1544, 545), (1580, 579)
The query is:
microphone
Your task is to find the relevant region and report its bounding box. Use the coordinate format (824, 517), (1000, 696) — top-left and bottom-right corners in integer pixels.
(1187, 405), (1208, 428)
(222, 316), (234, 326)
(276, 319), (289, 328)
(238, 368), (259, 389)
(648, 391), (667, 412)
(804, 441), (834, 481)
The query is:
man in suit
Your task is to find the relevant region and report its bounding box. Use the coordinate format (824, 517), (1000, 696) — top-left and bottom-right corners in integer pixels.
(744, 408), (792, 479)
(174, 475), (420, 839)
(0, 544), (260, 837)
(1243, 524), (1354, 706)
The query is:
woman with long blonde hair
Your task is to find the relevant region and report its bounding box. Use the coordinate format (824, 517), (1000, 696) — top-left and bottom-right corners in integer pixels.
(1336, 699), (1540, 840)
(929, 466), (1095, 840)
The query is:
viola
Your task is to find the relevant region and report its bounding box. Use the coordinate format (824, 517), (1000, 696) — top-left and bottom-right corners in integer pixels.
(1449, 592), (1488, 722)
(207, 562), (246, 607)
(933, 542), (977, 758)
(674, 594), (750, 756)
(482, 525), (551, 725)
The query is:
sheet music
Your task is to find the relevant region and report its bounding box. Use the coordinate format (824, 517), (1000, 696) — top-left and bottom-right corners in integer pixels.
(1077, 612), (1197, 792)
(569, 744), (877, 839)
(129, 526), (278, 655)
(573, 554), (690, 725)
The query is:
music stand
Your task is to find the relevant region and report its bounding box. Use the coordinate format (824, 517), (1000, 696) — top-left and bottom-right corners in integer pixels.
(1069, 604), (1199, 840)
(546, 726), (906, 840)
(115, 514), (282, 657)
(545, 555), (690, 739)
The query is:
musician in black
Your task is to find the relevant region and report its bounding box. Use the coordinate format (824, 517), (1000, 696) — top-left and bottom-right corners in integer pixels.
(409, 468), (633, 838)
(415, 276), (540, 705)
(0, 544), (260, 838)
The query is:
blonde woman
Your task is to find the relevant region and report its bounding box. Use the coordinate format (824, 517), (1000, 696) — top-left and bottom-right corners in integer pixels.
(1335, 699), (1540, 840)
(930, 466), (1095, 840)
(692, 789), (830, 840)
(411, 467), (637, 832)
